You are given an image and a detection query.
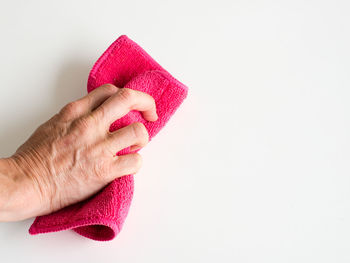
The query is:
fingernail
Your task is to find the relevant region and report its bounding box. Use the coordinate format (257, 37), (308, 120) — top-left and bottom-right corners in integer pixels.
(130, 145), (141, 151)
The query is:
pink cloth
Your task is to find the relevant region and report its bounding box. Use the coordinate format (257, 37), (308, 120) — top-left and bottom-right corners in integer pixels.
(28, 35), (188, 241)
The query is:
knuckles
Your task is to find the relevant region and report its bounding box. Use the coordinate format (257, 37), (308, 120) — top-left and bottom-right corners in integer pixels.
(117, 88), (134, 104)
(76, 115), (93, 129)
(58, 100), (83, 121)
(70, 115), (97, 138)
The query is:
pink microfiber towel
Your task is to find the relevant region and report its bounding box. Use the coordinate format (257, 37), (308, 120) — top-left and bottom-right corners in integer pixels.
(28, 35), (188, 241)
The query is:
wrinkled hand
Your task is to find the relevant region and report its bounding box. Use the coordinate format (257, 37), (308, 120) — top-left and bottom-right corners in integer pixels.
(2, 84), (157, 221)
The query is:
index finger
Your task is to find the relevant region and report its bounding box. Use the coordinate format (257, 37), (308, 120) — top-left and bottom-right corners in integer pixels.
(91, 88), (158, 128)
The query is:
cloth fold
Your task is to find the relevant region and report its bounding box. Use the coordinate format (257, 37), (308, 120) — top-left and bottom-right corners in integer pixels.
(28, 35), (188, 241)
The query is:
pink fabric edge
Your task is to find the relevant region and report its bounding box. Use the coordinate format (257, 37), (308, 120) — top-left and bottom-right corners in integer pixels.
(87, 35), (188, 93)
(29, 217), (119, 241)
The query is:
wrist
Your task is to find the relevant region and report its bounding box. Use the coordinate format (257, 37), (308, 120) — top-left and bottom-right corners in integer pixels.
(0, 157), (33, 221)
(0, 158), (19, 221)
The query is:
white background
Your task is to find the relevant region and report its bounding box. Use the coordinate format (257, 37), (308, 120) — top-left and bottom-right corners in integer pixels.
(0, 0), (350, 262)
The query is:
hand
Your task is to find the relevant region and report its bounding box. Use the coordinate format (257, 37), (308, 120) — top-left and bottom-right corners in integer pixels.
(0, 84), (158, 221)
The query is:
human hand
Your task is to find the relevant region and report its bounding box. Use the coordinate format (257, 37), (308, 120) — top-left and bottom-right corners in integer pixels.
(0, 84), (158, 221)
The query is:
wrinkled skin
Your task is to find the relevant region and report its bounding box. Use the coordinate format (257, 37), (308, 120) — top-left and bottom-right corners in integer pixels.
(0, 84), (158, 221)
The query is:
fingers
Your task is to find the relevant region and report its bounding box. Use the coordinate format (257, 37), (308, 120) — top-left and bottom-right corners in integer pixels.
(59, 84), (121, 121)
(84, 84), (121, 111)
(91, 88), (158, 129)
(104, 122), (149, 154)
(105, 153), (143, 182)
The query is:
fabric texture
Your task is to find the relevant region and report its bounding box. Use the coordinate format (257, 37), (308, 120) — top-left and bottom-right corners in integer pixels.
(28, 35), (188, 241)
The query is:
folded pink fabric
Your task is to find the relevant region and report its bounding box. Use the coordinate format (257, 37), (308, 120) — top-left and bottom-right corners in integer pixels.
(28, 35), (188, 241)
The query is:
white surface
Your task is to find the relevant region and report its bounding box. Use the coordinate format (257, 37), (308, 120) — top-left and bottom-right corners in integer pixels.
(0, 0), (350, 262)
